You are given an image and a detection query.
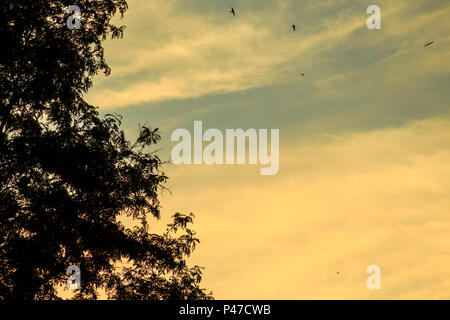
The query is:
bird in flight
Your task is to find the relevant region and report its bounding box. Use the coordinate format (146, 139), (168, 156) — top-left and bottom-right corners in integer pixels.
(292, 24), (296, 31)
(424, 41), (434, 47)
(230, 7), (235, 16)
(300, 73), (305, 76)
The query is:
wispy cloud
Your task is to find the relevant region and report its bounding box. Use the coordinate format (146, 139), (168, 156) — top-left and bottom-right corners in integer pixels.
(86, 0), (449, 109)
(85, 0), (374, 108)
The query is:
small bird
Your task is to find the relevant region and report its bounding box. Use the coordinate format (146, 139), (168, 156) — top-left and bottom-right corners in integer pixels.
(300, 73), (305, 76)
(424, 41), (434, 47)
(230, 7), (235, 16)
(292, 24), (296, 31)
(337, 272), (339, 274)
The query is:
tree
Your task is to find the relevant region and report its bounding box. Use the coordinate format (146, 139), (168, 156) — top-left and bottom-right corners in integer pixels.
(0, 0), (212, 299)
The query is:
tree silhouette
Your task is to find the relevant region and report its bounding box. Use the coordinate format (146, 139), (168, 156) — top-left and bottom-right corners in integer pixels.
(0, 0), (212, 299)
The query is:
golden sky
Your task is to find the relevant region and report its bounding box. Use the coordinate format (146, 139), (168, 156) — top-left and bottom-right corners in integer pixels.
(86, 0), (450, 299)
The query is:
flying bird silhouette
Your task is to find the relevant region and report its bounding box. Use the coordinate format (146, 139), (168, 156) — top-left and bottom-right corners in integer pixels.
(424, 41), (434, 47)
(230, 7), (235, 16)
(292, 24), (296, 31)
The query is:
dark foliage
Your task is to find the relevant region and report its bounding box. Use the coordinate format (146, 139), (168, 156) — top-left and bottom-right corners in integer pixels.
(0, 0), (212, 299)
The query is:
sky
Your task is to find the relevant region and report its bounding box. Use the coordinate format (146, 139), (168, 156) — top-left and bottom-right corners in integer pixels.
(85, 0), (450, 299)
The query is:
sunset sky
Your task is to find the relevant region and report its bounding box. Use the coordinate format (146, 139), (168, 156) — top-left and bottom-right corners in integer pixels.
(86, 0), (450, 299)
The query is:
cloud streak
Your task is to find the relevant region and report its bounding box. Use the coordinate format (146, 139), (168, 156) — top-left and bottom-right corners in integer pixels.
(85, 0), (374, 108)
